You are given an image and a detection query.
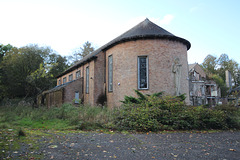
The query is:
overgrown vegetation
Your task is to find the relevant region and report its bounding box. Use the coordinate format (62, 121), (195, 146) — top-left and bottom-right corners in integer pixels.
(0, 101), (113, 131)
(114, 90), (240, 132)
(0, 91), (240, 133)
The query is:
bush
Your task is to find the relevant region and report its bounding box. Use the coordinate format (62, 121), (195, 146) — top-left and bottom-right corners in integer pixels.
(114, 90), (240, 132)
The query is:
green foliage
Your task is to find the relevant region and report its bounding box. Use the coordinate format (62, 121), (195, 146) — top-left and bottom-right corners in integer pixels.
(121, 90), (163, 104)
(70, 41), (95, 64)
(17, 128), (26, 137)
(0, 44), (68, 100)
(115, 92), (240, 132)
(1, 97), (239, 132)
(201, 55), (217, 75)
(201, 54), (240, 96)
(210, 74), (228, 97)
(0, 43), (12, 62)
(0, 102), (114, 131)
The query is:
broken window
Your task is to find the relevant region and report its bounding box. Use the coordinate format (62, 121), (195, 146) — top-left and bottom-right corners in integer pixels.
(138, 56), (148, 89)
(108, 55), (113, 92)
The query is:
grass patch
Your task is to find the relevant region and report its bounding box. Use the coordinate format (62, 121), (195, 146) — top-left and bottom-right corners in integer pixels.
(0, 95), (239, 134)
(17, 118), (70, 130)
(0, 102), (114, 131)
(0, 128), (52, 159)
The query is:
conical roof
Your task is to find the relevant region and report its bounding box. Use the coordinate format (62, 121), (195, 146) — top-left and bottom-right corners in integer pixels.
(104, 18), (191, 50)
(57, 18), (191, 78)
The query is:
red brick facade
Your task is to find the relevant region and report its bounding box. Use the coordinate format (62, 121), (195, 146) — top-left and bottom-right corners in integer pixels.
(105, 39), (189, 107)
(54, 19), (191, 108)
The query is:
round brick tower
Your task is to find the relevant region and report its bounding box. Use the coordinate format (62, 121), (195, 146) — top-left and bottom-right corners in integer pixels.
(104, 18), (191, 107)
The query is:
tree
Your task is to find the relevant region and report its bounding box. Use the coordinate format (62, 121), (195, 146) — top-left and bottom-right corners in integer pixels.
(0, 44), (12, 62)
(201, 54), (217, 75)
(70, 41), (95, 64)
(0, 44), (68, 100)
(210, 74), (228, 97)
(217, 54), (239, 87)
(201, 54), (240, 97)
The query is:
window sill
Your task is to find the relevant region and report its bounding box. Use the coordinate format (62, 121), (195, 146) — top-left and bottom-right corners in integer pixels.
(138, 88), (149, 90)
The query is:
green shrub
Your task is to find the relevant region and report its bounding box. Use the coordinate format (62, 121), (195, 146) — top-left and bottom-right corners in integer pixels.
(214, 104), (240, 129)
(115, 91), (187, 131)
(114, 91), (240, 132)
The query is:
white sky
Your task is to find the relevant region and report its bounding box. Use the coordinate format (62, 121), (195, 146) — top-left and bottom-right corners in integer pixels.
(1, 0), (240, 64)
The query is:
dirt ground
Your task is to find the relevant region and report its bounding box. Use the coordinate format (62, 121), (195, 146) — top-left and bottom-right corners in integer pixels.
(1, 130), (240, 160)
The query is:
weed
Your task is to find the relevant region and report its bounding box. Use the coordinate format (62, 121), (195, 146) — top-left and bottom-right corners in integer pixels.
(18, 128), (26, 137)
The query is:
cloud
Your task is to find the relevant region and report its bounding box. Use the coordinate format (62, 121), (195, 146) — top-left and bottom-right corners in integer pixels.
(159, 14), (174, 25)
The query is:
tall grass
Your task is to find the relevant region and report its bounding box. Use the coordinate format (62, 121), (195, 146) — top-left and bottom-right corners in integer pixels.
(0, 103), (115, 130)
(1, 96), (239, 132)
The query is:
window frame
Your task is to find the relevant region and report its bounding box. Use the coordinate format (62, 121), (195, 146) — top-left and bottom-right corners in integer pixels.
(75, 91), (79, 104)
(58, 79), (61, 85)
(69, 74), (73, 81)
(63, 77), (66, 84)
(108, 55), (113, 92)
(138, 56), (149, 90)
(76, 70), (81, 79)
(86, 66), (89, 94)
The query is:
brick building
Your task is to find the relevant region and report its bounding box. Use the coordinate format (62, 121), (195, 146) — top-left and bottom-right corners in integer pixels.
(41, 18), (191, 108)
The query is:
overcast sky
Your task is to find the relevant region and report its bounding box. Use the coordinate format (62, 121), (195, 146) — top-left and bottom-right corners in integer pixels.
(1, 0), (240, 64)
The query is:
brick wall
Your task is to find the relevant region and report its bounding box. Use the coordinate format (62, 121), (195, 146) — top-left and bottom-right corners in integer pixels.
(106, 39), (190, 107)
(57, 66), (83, 86)
(63, 78), (83, 104)
(93, 51), (106, 105)
(82, 61), (95, 106)
(55, 39), (190, 108)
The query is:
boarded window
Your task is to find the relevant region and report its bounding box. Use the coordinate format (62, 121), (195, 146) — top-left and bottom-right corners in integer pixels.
(63, 77), (66, 84)
(75, 91), (79, 104)
(69, 74), (73, 81)
(86, 67), (89, 94)
(108, 55), (113, 92)
(138, 56), (148, 89)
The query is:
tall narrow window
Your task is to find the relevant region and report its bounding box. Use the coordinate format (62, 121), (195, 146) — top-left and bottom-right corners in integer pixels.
(76, 70), (81, 79)
(138, 56), (148, 89)
(63, 77), (66, 84)
(86, 67), (89, 94)
(69, 74), (73, 81)
(108, 55), (113, 92)
(75, 91), (79, 104)
(58, 79), (61, 85)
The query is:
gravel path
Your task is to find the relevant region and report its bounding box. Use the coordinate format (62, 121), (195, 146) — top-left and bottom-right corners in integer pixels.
(3, 131), (240, 160)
